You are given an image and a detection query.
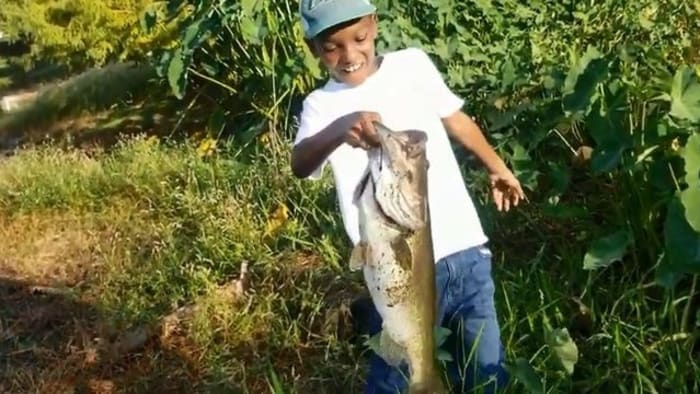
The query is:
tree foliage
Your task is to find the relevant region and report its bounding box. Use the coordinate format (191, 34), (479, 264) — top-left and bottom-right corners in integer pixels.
(0, 0), (177, 70)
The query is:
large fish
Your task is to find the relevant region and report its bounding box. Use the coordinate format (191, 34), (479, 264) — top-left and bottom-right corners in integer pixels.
(350, 121), (446, 394)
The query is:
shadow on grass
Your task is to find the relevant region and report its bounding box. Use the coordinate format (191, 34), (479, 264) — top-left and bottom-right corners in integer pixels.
(0, 276), (204, 393)
(0, 60), (69, 95)
(0, 64), (219, 153)
(0, 62), (200, 152)
(38, 96), (212, 152)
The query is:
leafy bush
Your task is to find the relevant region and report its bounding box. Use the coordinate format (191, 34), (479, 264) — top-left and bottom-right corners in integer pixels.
(140, 0), (323, 141)
(0, 0), (177, 70)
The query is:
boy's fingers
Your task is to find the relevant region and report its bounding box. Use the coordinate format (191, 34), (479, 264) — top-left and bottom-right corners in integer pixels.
(361, 118), (380, 146)
(493, 189), (503, 211)
(346, 132), (364, 149)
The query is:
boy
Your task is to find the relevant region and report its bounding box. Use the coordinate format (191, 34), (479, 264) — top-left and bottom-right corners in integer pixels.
(291, 1), (525, 393)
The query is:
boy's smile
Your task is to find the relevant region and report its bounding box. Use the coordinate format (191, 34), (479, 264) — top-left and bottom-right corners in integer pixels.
(308, 15), (379, 87)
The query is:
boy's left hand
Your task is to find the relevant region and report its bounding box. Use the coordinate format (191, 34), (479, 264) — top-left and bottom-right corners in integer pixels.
(489, 170), (525, 212)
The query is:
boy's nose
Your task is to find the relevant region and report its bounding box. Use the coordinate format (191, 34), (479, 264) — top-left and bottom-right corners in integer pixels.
(339, 46), (360, 64)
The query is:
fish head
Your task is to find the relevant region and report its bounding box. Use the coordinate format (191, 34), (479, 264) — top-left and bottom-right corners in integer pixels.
(367, 121), (430, 231)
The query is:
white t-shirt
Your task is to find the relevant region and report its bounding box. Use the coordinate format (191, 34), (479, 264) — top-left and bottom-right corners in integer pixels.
(293, 47), (488, 261)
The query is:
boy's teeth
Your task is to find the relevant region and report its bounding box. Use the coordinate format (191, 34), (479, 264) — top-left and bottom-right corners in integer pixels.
(343, 64), (361, 72)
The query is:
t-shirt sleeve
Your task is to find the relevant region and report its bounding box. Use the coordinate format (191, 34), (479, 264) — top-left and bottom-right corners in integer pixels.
(292, 96), (326, 180)
(409, 48), (465, 118)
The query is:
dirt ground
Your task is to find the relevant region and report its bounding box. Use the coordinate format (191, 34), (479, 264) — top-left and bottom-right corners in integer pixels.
(0, 213), (205, 394)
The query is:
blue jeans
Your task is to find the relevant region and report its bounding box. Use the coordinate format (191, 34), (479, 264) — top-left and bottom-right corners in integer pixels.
(361, 245), (509, 393)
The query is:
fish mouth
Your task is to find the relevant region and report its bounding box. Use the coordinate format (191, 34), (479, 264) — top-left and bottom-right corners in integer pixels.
(367, 123), (427, 232)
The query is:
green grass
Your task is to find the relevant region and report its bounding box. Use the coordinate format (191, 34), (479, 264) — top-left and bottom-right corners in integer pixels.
(0, 130), (697, 393)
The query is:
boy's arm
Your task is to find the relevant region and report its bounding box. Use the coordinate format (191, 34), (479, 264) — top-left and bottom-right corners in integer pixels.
(291, 111), (382, 179)
(291, 116), (348, 179)
(442, 111), (510, 175)
(442, 110), (526, 212)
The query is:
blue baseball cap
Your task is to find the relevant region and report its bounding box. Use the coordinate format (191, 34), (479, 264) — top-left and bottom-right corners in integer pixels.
(299, 0), (377, 39)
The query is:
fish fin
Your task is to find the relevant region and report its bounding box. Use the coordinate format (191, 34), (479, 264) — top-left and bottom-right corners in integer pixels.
(349, 242), (368, 271)
(390, 237), (413, 272)
(376, 327), (406, 367)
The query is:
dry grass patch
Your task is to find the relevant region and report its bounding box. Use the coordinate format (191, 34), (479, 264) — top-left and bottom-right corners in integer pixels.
(0, 211), (104, 287)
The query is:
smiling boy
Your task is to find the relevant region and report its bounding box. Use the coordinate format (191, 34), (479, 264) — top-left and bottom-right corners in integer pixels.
(291, 1), (524, 393)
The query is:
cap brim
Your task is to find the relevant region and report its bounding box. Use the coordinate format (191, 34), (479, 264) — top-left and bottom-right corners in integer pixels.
(304, 3), (376, 39)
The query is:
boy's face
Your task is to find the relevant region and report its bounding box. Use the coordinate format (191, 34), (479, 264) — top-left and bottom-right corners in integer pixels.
(308, 15), (378, 87)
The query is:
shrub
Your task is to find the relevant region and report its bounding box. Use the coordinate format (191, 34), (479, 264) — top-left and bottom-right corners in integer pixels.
(0, 0), (177, 71)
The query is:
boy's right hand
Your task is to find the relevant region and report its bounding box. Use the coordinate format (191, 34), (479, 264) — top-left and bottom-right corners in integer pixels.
(343, 111), (382, 150)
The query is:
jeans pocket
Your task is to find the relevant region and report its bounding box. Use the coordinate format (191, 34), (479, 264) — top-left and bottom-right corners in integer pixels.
(476, 245), (493, 260)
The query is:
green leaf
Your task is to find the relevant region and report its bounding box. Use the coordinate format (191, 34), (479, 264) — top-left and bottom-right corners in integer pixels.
(649, 155), (684, 192)
(436, 348), (453, 362)
(590, 145), (627, 173)
(433, 38), (449, 60)
(681, 187), (700, 232)
(155, 50), (172, 78)
(506, 358), (544, 394)
(434, 326), (452, 348)
(562, 46), (609, 114)
(365, 332), (381, 355)
(501, 58), (516, 89)
(167, 47), (187, 99)
(663, 196), (700, 275)
(545, 327), (579, 375)
(509, 142), (540, 191)
(583, 229), (633, 270)
(240, 0), (261, 16)
(586, 101), (633, 173)
(541, 202), (588, 220)
(638, 13), (654, 29)
(182, 19), (205, 53)
(683, 133), (700, 187)
(655, 258), (685, 290)
(240, 17), (262, 44)
(669, 67), (700, 122)
(547, 161), (571, 197)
